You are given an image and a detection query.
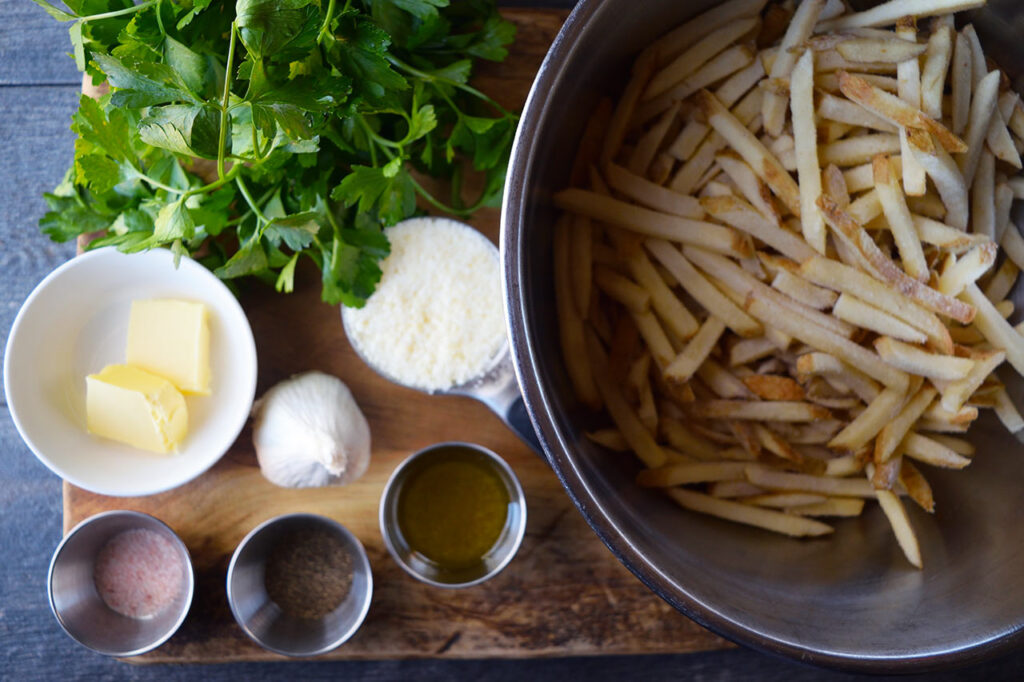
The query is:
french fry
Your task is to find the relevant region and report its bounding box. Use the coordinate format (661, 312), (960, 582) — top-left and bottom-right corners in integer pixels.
(709, 480), (765, 498)
(830, 386), (906, 452)
(762, 0), (827, 137)
(697, 358), (756, 399)
(666, 488), (833, 537)
(661, 418), (720, 460)
(920, 23), (954, 121)
(836, 37), (927, 64)
(937, 243), (997, 296)
(817, 92), (898, 133)
(791, 49), (826, 253)
(772, 269), (838, 310)
(686, 246), (855, 338)
(641, 0), (769, 67)
(951, 31), (973, 136)
(817, 0), (985, 32)
(637, 461), (749, 487)
(699, 89), (802, 216)
(686, 400), (830, 422)
(730, 336), (778, 366)
(742, 374), (806, 401)
(789, 497), (866, 517)
(875, 337), (974, 381)
(986, 110), (1022, 169)
(746, 465), (878, 498)
(961, 283), (1024, 376)
(819, 133), (902, 166)
(906, 129), (969, 230)
(604, 163), (703, 219)
(800, 255), (952, 352)
(822, 164), (851, 208)
(896, 18), (927, 197)
(600, 50), (656, 168)
(745, 294), (909, 390)
(993, 386), (1024, 432)
(555, 189), (751, 258)
(838, 72), (966, 154)
(796, 352), (882, 403)
(743, 492), (827, 508)
(942, 349), (1005, 412)
(833, 294), (927, 344)
(701, 194), (815, 262)
(636, 44), (756, 127)
(902, 432), (971, 469)
(911, 214), (990, 252)
(875, 386), (938, 464)
(644, 17), (762, 100)
(594, 267), (650, 313)
(586, 330), (668, 469)
(994, 182), (1013, 243)
(899, 459), (935, 513)
(959, 70), (1002, 187)
(646, 239), (763, 337)
(555, 215), (601, 409)
(818, 195), (976, 323)
(714, 151), (782, 224)
(1001, 221), (1024, 272)
(984, 259), (1019, 303)
(971, 150), (996, 239)
(816, 71), (899, 94)
(629, 102), (681, 176)
(664, 316), (727, 384)
(873, 155), (929, 281)
(586, 429), (630, 452)
(630, 309), (676, 371)
(874, 484), (923, 568)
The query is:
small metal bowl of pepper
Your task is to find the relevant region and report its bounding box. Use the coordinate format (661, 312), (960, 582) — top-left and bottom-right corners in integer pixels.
(379, 441), (527, 588)
(225, 513), (372, 657)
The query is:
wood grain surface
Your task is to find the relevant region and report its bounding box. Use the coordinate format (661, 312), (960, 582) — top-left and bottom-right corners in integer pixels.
(61, 9), (729, 663)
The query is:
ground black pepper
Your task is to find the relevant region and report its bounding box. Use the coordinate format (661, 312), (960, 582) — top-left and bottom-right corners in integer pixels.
(264, 528), (353, 620)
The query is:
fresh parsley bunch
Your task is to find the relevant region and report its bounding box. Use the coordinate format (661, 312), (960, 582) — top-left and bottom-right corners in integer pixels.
(34, 0), (517, 305)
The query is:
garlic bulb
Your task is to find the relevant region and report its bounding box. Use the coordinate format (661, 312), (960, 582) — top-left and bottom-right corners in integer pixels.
(252, 371), (371, 488)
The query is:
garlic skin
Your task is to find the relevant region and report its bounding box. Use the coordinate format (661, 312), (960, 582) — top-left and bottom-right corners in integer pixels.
(252, 371), (371, 488)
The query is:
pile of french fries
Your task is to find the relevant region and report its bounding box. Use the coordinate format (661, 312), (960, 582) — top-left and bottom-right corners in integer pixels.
(552, 0), (1024, 568)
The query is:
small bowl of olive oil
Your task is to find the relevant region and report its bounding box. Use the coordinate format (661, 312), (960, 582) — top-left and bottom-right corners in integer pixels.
(379, 442), (527, 588)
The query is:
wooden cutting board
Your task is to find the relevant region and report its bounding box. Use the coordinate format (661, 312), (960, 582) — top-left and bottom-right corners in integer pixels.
(63, 9), (730, 662)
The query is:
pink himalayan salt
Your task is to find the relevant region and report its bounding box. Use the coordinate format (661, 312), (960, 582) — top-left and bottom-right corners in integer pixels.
(93, 528), (185, 619)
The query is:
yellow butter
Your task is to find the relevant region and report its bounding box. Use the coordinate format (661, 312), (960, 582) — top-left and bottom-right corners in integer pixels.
(86, 365), (188, 453)
(126, 299), (210, 395)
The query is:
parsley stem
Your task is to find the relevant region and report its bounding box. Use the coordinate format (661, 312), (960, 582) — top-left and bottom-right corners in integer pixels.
(407, 174), (474, 217)
(385, 54), (514, 118)
(217, 22), (238, 180)
(154, 0), (165, 35)
(235, 176), (268, 224)
(137, 173), (181, 194)
(78, 0), (156, 23)
(182, 164), (242, 199)
(317, 0), (336, 44)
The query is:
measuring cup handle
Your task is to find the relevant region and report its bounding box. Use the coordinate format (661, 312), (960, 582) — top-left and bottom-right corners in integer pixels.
(503, 393), (544, 456)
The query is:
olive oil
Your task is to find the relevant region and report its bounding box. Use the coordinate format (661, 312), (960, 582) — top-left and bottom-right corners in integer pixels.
(396, 446), (510, 568)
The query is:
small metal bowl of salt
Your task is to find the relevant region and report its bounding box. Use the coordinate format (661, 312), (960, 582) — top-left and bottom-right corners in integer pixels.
(226, 513), (372, 657)
(48, 510), (194, 657)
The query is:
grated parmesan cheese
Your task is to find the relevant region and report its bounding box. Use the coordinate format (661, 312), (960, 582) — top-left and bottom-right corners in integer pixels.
(343, 217), (505, 392)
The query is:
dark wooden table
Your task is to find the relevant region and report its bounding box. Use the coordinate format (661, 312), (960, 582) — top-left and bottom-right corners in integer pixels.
(3, 1), (1024, 679)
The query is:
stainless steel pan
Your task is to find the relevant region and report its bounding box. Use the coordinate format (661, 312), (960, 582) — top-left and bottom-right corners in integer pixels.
(502, 0), (1024, 671)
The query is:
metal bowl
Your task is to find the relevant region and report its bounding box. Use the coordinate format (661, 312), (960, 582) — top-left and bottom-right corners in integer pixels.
(379, 441), (527, 588)
(226, 513), (373, 657)
(48, 510), (194, 657)
(502, 0), (1024, 672)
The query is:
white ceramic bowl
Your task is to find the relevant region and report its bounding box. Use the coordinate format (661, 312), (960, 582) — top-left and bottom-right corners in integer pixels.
(5, 247), (257, 496)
